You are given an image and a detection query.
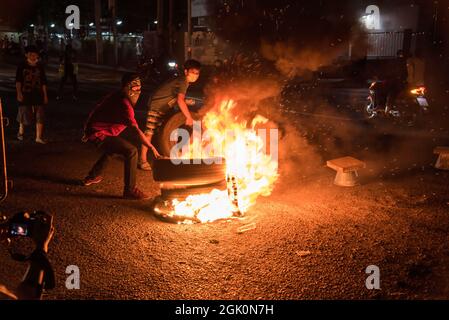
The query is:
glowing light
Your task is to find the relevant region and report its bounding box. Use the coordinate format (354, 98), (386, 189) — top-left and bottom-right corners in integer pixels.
(410, 87), (426, 96)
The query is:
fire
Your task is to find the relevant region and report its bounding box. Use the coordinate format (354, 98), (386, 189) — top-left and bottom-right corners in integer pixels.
(410, 86), (426, 96)
(169, 100), (279, 223)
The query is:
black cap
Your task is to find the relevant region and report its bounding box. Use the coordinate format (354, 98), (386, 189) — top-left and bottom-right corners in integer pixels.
(121, 72), (140, 87)
(184, 59), (201, 70)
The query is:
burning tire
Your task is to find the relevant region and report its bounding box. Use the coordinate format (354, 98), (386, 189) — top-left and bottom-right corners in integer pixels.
(156, 111), (202, 157)
(152, 157), (226, 186)
(160, 180), (228, 201)
(153, 177), (240, 224)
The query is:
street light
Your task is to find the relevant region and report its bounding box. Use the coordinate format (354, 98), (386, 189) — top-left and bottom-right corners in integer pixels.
(154, 20), (158, 24)
(116, 20), (123, 26)
(30, 24), (34, 27)
(50, 23), (55, 28)
(89, 22), (94, 27)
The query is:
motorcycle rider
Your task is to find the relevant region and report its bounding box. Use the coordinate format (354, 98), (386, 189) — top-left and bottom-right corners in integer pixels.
(407, 50), (426, 87)
(384, 49), (408, 114)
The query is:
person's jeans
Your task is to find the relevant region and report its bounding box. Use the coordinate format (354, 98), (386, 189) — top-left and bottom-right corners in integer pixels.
(88, 136), (138, 193)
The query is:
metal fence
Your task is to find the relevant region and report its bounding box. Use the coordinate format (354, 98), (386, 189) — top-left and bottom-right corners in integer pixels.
(366, 31), (405, 59)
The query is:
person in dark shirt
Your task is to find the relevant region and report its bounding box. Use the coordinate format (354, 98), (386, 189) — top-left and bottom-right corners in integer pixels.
(139, 59), (201, 170)
(56, 42), (78, 101)
(15, 45), (48, 144)
(82, 73), (160, 200)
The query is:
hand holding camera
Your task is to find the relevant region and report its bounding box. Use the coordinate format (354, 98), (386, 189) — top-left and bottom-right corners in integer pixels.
(0, 211), (56, 298)
(1, 211), (55, 252)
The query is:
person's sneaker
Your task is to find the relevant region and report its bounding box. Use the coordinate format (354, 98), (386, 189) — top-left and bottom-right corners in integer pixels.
(82, 175), (103, 186)
(123, 187), (151, 200)
(389, 110), (401, 118)
(17, 133), (24, 141)
(35, 138), (47, 144)
(138, 161), (152, 171)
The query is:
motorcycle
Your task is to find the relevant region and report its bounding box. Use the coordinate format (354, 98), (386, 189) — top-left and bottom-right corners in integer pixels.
(365, 80), (430, 126)
(137, 57), (180, 85)
(166, 60), (179, 78)
(137, 56), (161, 84)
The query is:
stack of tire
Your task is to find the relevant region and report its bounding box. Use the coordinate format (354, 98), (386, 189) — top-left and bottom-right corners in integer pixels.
(151, 110), (228, 199)
(152, 157), (233, 223)
(150, 112), (223, 222)
(152, 157), (228, 201)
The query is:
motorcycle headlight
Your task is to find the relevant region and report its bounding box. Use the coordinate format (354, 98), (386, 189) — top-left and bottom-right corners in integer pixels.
(410, 86), (426, 96)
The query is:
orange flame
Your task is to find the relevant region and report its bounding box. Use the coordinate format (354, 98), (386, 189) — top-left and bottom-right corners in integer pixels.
(410, 86), (426, 96)
(170, 100), (279, 223)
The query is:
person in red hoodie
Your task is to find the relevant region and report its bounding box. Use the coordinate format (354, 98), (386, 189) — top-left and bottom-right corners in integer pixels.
(82, 73), (160, 200)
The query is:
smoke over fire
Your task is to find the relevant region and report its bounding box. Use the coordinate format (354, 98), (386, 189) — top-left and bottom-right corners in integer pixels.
(215, 0), (367, 78)
(203, 59), (323, 190)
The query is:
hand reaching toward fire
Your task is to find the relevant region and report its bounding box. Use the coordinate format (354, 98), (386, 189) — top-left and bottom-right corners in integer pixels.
(150, 145), (162, 159)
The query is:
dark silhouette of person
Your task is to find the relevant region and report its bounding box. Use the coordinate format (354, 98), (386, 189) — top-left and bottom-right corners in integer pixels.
(57, 43), (78, 101)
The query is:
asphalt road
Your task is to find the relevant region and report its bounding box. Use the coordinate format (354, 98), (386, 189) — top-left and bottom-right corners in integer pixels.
(0, 62), (449, 300)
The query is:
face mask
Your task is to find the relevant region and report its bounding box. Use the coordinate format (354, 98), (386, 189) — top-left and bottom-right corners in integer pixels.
(26, 53), (39, 65)
(126, 78), (141, 105)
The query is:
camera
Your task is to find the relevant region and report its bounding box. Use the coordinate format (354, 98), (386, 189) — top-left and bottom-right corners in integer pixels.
(0, 211), (52, 238)
(9, 222), (30, 237)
